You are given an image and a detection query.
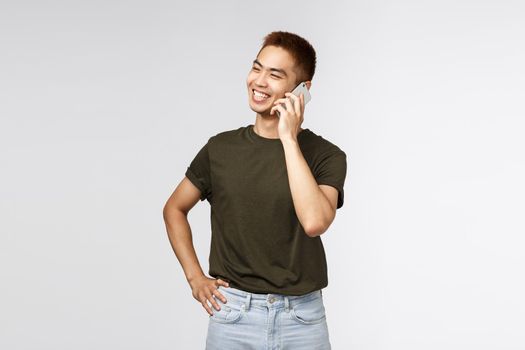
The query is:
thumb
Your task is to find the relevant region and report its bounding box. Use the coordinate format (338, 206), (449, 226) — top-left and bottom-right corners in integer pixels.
(217, 278), (230, 287)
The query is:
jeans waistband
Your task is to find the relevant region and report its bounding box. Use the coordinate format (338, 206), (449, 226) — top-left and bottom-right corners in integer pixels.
(217, 285), (323, 313)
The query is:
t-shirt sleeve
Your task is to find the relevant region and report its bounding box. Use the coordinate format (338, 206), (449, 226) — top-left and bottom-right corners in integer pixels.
(314, 149), (347, 209)
(185, 138), (212, 202)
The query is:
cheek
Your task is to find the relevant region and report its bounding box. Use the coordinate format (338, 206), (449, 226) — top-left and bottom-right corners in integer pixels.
(272, 87), (285, 98)
(246, 72), (256, 83)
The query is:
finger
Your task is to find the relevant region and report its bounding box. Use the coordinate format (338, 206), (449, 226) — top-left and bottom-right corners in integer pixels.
(285, 92), (299, 105)
(216, 278), (230, 287)
(271, 104), (285, 116)
(206, 290), (221, 311)
(286, 92), (301, 116)
(272, 96), (294, 109)
(296, 93), (303, 116)
(201, 296), (214, 316)
(212, 289), (228, 304)
(285, 92), (300, 105)
(273, 104), (286, 116)
(283, 92), (294, 111)
(282, 94), (294, 114)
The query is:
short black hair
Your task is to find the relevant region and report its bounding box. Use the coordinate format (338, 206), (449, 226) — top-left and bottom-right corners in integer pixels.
(256, 31), (317, 85)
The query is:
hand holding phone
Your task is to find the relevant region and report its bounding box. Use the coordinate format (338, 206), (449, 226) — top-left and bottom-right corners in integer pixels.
(276, 82), (311, 117)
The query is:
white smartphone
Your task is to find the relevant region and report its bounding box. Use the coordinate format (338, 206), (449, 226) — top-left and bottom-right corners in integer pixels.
(276, 81), (311, 116)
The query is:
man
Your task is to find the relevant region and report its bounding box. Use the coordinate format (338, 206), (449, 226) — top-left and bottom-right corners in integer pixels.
(163, 31), (347, 349)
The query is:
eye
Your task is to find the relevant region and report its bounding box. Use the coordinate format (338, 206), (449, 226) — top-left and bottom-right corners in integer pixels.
(271, 74), (281, 78)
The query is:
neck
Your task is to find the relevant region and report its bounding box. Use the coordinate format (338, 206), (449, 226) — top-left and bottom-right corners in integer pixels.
(253, 114), (303, 139)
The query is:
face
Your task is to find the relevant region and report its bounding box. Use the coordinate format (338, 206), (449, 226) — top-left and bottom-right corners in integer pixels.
(246, 45), (300, 116)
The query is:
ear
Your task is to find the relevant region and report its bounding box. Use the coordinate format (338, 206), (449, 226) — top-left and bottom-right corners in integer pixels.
(305, 81), (312, 90)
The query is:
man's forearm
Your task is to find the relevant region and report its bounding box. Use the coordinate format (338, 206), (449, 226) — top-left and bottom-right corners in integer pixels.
(163, 209), (205, 284)
(281, 139), (333, 236)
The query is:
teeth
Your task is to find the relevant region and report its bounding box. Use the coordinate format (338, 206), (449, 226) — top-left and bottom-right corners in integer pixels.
(253, 90), (270, 98)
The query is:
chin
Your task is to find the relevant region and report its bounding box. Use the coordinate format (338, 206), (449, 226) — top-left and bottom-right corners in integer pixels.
(248, 94), (274, 113)
(249, 105), (267, 114)
(248, 98), (265, 111)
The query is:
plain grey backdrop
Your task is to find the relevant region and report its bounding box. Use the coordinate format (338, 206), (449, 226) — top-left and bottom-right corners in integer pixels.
(1, 0), (524, 349)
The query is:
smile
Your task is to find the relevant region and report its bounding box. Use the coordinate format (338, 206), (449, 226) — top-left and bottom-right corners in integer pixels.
(253, 89), (271, 101)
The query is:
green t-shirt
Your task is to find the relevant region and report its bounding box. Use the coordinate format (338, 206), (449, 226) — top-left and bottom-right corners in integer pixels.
(185, 124), (347, 295)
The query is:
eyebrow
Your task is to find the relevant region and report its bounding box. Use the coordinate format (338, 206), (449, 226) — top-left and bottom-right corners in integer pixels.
(252, 59), (288, 77)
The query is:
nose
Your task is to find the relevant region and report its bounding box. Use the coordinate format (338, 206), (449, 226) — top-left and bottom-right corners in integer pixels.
(254, 72), (268, 87)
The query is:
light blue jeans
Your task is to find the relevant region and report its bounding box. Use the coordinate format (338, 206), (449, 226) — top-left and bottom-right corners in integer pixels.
(205, 285), (331, 350)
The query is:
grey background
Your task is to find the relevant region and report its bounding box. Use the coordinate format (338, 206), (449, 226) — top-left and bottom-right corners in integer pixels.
(1, 0), (524, 349)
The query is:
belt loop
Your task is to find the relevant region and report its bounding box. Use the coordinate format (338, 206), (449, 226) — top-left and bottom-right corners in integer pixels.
(284, 296), (290, 313)
(245, 292), (252, 311)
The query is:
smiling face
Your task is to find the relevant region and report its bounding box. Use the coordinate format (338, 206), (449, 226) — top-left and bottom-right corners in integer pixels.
(246, 45), (300, 117)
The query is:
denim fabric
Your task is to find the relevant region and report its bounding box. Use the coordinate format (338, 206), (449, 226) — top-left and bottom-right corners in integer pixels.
(205, 285), (331, 350)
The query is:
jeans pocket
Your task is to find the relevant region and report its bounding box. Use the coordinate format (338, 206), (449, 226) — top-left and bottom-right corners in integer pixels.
(289, 296), (326, 325)
(209, 297), (244, 324)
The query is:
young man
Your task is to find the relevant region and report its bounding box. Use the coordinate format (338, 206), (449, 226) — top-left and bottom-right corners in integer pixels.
(163, 31), (346, 349)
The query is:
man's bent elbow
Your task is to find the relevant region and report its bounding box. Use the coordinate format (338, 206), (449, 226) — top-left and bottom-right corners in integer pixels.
(163, 206), (186, 222)
(304, 222), (329, 238)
